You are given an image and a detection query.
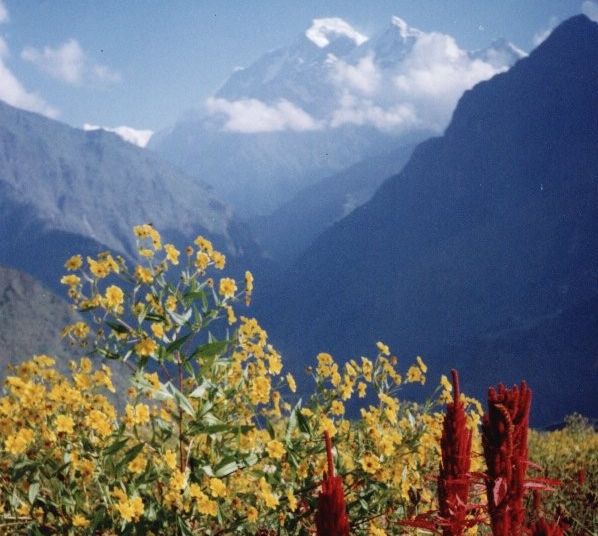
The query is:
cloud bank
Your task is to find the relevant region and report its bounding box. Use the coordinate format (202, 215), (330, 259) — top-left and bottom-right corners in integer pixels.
(83, 124), (154, 147)
(206, 17), (521, 135)
(21, 39), (120, 86)
(206, 98), (322, 133)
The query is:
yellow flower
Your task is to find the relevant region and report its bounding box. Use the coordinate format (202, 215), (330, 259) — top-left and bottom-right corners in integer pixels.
(125, 403), (150, 426)
(163, 449), (178, 471)
(245, 270), (254, 293)
(219, 277), (237, 299)
(55, 414), (75, 435)
(286, 489), (298, 512)
(357, 382), (367, 398)
(209, 478), (227, 498)
(72, 514), (89, 528)
(190, 484), (218, 516)
(135, 338), (157, 357)
(64, 254), (83, 270)
(212, 251), (226, 269)
(139, 248), (154, 258)
(135, 265), (153, 284)
(266, 440), (285, 460)
(113, 491), (144, 523)
(150, 322), (164, 339)
(60, 274), (80, 287)
(361, 357), (373, 382)
(331, 400), (345, 416)
(246, 505), (258, 522)
(225, 305), (237, 325)
(164, 243), (180, 265)
(318, 416), (337, 437)
(416, 355), (428, 373)
(376, 341), (390, 356)
(406, 365), (425, 384)
(286, 373), (296, 393)
(87, 257), (110, 278)
(360, 452), (381, 474)
(258, 478), (279, 509)
(128, 453), (147, 474)
(194, 235), (213, 254)
(195, 251), (210, 271)
(165, 295), (177, 311)
(85, 410), (112, 437)
(5, 428), (34, 455)
(104, 285), (124, 310)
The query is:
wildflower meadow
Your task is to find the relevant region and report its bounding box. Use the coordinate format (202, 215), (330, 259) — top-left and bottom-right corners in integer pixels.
(0, 226), (595, 535)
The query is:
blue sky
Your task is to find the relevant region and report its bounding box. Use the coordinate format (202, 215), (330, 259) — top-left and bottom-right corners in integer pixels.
(0, 0), (592, 136)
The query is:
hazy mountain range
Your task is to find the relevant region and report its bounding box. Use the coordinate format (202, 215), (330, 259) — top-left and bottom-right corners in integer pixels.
(256, 15), (598, 424)
(0, 14), (595, 425)
(0, 99), (263, 293)
(150, 16), (524, 217)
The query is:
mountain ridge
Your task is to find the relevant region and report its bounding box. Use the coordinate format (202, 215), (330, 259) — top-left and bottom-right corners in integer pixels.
(256, 14), (598, 424)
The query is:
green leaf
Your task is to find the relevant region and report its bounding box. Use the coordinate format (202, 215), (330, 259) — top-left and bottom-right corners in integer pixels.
(188, 379), (214, 399)
(165, 333), (192, 356)
(117, 443), (145, 470)
(168, 308), (193, 326)
(169, 383), (195, 417)
(191, 340), (228, 361)
(104, 438), (129, 455)
(213, 456), (241, 477)
(296, 409), (311, 434)
(176, 515), (195, 536)
(28, 482), (39, 504)
(95, 347), (121, 360)
(106, 320), (130, 334)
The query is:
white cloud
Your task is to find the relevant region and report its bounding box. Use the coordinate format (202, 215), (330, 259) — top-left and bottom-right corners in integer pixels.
(331, 53), (380, 95)
(328, 27), (511, 133)
(21, 38), (120, 86)
(582, 1), (598, 21)
(331, 93), (418, 130)
(83, 123), (154, 147)
(0, 37), (59, 117)
(306, 18), (368, 48)
(205, 97), (322, 133)
(0, 1), (8, 24)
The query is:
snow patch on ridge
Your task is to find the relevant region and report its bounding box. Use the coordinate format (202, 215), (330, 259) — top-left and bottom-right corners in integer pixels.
(305, 18), (368, 48)
(83, 123), (154, 147)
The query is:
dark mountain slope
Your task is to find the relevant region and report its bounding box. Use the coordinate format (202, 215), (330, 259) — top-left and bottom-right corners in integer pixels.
(258, 15), (598, 424)
(0, 100), (263, 293)
(248, 143), (416, 266)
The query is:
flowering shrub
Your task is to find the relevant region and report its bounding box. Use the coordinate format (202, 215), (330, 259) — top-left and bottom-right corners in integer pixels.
(528, 414), (598, 535)
(1, 225), (595, 535)
(0, 226), (457, 535)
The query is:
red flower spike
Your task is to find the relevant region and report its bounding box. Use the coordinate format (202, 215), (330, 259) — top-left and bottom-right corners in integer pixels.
(401, 370), (483, 535)
(482, 381), (532, 536)
(437, 369), (473, 536)
(315, 431), (350, 536)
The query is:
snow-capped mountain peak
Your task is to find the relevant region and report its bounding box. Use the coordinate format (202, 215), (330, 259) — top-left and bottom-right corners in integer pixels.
(390, 16), (423, 39)
(305, 17), (368, 48)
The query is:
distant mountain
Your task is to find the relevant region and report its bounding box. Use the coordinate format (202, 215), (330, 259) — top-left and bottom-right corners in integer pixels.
(0, 265), (130, 398)
(258, 15), (598, 424)
(0, 265), (79, 366)
(0, 100), (263, 293)
(150, 16), (522, 217)
(248, 143), (415, 266)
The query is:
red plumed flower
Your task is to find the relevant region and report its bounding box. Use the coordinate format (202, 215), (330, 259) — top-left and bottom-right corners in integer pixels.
(482, 381), (532, 536)
(437, 369), (473, 536)
(315, 431), (350, 536)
